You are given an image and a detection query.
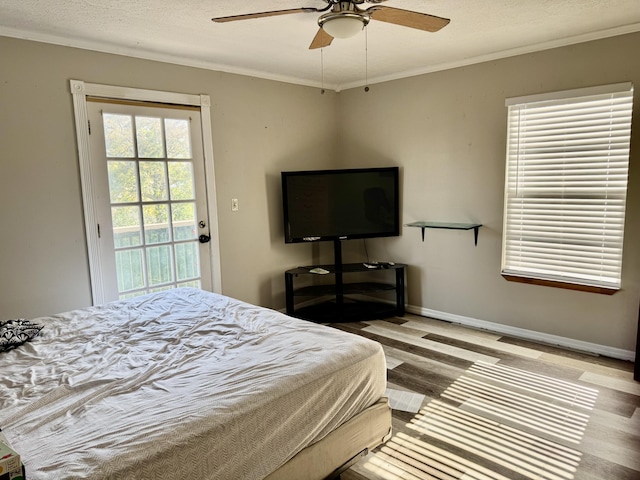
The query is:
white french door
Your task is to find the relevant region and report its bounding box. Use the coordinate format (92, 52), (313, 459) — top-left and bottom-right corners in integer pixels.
(86, 100), (213, 301)
(71, 81), (221, 305)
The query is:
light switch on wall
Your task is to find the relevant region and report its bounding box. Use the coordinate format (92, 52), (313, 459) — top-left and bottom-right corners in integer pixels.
(231, 198), (239, 211)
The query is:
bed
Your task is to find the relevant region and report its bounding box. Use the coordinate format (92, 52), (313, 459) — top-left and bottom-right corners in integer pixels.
(0, 288), (391, 480)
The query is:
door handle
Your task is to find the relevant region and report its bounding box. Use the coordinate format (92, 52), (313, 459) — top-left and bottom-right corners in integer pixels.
(199, 234), (211, 244)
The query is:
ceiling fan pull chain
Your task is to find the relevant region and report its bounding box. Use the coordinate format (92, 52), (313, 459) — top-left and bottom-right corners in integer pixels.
(321, 47), (326, 94)
(364, 26), (370, 92)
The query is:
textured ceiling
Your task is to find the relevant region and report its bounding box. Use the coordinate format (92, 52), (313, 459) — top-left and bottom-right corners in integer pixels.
(1, 1), (640, 91)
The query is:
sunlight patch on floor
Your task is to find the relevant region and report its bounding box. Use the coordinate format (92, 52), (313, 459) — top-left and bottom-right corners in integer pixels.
(353, 361), (598, 480)
(409, 400), (582, 479)
(443, 376), (590, 443)
(469, 362), (598, 409)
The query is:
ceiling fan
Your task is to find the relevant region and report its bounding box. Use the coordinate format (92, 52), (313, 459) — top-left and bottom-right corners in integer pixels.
(212, 0), (450, 50)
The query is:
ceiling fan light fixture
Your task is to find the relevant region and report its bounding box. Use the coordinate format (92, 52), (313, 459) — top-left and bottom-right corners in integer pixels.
(319, 12), (369, 39)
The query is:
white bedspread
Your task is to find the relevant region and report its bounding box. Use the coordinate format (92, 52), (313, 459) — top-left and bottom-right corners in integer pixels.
(0, 288), (386, 480)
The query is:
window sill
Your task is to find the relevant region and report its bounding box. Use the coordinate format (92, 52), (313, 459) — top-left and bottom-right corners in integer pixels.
(502, 274), (618, 295)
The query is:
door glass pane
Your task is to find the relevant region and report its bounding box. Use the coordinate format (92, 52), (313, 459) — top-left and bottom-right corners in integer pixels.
(172, 202), (197, 241)
(168, 162), (195, 200)
(108, 161), (139, 203)
(143, 204), (171, 244)
(175, 242), (200, 281)
(139, 161), (168, 201)
(103, 113), (135, 158)
(116, 249), (145, 292)
(112, 206), (142, 248)
(165, 119), (191, 159)
(135, 116), (164, 158)
(146, 245), (174, 286)
(94, 103), (210, 301)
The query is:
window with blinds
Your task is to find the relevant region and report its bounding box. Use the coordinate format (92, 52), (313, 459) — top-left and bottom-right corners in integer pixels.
(501, 83), (634, 292)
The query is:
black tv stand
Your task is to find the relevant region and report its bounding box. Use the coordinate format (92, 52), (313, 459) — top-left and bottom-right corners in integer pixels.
(285, 241), (406, 322)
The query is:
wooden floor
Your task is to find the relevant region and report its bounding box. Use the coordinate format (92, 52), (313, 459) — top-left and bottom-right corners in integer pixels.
(332, 314), (640, 480)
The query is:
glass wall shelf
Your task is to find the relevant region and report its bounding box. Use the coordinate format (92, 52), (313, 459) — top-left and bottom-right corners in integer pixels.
(406, 221), (482, 245)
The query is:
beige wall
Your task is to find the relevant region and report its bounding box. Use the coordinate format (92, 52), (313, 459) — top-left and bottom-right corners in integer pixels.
(1, 33), (638, 353)
(337, 32), (640, 353)
(0, 36), (338, 317)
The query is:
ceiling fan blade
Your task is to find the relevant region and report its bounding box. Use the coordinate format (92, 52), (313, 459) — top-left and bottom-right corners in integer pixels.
(309, 29), (334, 49)
(212, 8), (316, 23)
(368, 6), (450, 32)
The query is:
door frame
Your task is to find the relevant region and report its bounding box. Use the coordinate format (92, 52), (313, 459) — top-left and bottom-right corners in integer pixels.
(70, 79), (222, 304)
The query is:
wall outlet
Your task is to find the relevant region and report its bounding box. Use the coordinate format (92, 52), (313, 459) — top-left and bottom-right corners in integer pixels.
(231, 198), (239, 211)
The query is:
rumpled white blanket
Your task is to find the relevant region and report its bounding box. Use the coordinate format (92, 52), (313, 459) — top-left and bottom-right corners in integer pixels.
(0, 288), (386, 480)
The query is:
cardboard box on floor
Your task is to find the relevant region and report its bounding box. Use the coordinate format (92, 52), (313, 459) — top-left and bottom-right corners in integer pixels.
(0, 431), (24, 480)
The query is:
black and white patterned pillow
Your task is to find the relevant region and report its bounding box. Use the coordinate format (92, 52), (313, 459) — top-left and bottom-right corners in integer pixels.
(0, 319), (44, 353)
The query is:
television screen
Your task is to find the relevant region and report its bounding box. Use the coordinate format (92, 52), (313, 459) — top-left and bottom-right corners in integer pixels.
(281, 167), (400, 243)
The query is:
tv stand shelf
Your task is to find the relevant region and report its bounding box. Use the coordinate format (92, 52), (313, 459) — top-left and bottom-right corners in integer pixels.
(285, 263), (406, 323)
(294, 281), (397, 297)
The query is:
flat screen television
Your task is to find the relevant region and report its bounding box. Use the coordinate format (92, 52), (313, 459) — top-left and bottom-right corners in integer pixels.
(281, 167), (400, 243)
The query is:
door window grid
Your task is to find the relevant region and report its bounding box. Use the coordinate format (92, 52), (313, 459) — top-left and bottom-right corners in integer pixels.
(104, 113), (201, 299)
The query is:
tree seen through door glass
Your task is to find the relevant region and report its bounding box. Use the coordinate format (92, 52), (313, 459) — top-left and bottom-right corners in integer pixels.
(143, 204), (171, 244)
(168, 162), (195, 200)
(103, 113), (135, 158)
(107, 161), (139, 203)
(111, 206), (142, 248)
(172, 202), (197, 241)
(165, 118), (192, 159)
(135, 116), (164, 158)
(139, 161), (168, 202)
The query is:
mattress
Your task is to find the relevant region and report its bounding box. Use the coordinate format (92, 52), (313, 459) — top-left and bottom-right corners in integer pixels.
(0, 288), (387, 480)
(265, 397), (392, 480)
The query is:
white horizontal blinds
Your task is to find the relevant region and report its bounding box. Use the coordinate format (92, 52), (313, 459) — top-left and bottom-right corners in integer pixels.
(502, 84), (633, 289)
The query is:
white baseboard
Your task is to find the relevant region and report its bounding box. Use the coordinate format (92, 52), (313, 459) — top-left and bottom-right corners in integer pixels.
(406, 304), (635, 362)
